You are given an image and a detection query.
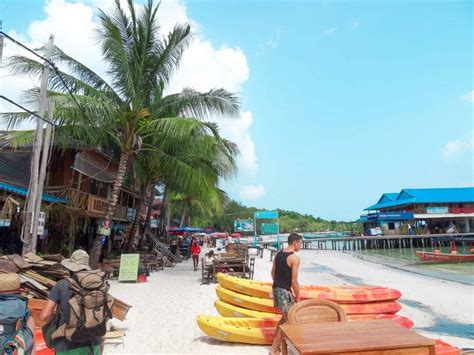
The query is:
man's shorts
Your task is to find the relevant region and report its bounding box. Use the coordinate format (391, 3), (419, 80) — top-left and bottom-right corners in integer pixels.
(273, 287), (295, 313)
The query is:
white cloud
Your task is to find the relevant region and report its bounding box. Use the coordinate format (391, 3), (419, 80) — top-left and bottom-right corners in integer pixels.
(0, 0), (259, 179)
(442, 131), (474, 159)
(323, 27), (338, 35)
(462, 90), (474, 103)
(240, 185), (265, 200)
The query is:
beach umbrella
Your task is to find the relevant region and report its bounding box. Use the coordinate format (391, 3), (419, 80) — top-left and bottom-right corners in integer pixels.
(231, 232), (241, 238)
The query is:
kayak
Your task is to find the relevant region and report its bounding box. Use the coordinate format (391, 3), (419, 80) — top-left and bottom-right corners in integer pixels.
(196, 315), (276, 345)
(197, 315), (415, 345)
(416, 251), (474, 263)
(216, 286), (402, 315)
(214, 300), (413, 328)
(216, 273), (402, 303)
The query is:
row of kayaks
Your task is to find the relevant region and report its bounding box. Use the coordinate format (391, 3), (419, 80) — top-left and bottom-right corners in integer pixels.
(217, 273), (402, 303)
(196, 274), (461, 354)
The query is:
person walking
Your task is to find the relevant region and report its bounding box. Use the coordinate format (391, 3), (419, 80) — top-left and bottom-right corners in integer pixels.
(190, 240), (202, 271)
(270, 233), (302, 355)
(40, 250), (110, 355)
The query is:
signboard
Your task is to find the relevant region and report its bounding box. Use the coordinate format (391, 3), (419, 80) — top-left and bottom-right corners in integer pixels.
(255, 210), (278, 219)
(118, 254), (140, 282)
(37, 212), (45, 235)
(234, 219), (254, 232)
(0, 219), (11, 227)
(367, 212), (413, 221)
(261, 222), (278, 235)
(426, 206), (449, 214)
(126, 208), (136, 221)
(150, 219), (158, 228)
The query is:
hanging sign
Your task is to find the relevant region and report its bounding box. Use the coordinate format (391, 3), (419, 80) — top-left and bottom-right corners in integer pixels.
(150, 219), (158, 228)
(255, 210), (278, 219)
(0, 219), (11, 227)
(261, 223), (278, 235)
(118, 254), (140, 282)
(234, 219), (254, 232)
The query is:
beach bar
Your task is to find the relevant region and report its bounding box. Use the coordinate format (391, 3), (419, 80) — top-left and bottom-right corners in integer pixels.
(361, 187), (474, 236)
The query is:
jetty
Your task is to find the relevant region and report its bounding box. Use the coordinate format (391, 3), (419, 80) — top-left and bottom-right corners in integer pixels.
(257, 233), (474, 252)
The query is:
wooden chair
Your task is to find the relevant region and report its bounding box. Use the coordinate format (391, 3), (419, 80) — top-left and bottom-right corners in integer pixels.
(288, 299), (347, 325)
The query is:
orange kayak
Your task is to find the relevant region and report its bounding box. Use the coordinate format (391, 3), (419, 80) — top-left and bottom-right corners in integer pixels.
(216, 273), (402, 303)
(216, 286), (402, 315)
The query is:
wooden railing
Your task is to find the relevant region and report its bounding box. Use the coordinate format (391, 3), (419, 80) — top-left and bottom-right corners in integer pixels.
(66, 188), (127, 220)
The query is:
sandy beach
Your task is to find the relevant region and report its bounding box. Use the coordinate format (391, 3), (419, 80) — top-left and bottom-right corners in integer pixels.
(105, 249), (474, 354)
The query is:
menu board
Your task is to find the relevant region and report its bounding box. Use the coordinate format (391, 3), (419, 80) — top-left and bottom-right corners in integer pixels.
(118, 254), (139, 282)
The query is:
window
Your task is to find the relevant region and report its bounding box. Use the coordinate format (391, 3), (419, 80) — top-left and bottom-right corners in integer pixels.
(388, 222), (395, 230)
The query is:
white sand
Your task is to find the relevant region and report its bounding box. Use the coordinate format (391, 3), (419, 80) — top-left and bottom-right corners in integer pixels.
(104, 249), (474, 354)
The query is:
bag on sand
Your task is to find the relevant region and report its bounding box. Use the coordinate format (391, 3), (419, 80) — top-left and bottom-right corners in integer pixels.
(0, 294), (34, 355)
(52, 270), (114, 343)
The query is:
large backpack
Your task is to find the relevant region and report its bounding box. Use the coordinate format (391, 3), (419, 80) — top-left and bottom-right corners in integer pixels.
(0, 294), (34, 355)
(52, 270), (114, 343)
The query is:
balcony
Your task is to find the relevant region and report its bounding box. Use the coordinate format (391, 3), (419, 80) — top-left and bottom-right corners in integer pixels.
(67, 188), (130, 221)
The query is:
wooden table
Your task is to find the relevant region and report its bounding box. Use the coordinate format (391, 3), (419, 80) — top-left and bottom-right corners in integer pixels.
(280, 319), (435, 355)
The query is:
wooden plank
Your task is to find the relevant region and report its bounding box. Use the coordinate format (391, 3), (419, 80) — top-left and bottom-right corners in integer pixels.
(24, 253), (43, 263)
(19, 274), (49, 291)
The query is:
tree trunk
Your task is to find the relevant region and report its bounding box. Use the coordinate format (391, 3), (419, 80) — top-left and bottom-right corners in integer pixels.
(89, 151), (131, 268)
(179, 200), (187, 227)
(143, 183), (154, 235)
(158, 187), (168, 241)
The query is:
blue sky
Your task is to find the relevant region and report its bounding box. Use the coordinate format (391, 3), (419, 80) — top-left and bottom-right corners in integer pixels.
(1, 0), (472, 220)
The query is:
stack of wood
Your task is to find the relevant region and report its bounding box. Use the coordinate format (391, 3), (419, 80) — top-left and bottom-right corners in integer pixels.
(0, 253), (132, 322)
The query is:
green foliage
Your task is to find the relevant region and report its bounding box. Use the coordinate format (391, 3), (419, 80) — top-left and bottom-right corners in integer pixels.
(180, 199), (359, 234)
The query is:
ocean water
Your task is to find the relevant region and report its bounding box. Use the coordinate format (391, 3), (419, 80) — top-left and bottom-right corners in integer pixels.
(350, 246), (474, 285)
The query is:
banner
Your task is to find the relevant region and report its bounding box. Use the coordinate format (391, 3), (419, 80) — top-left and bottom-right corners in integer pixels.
(234, 219), (254, 232)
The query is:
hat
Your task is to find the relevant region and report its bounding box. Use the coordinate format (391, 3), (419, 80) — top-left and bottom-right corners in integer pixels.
(61, 250), (92, 272)
(0, 272), (21, 292)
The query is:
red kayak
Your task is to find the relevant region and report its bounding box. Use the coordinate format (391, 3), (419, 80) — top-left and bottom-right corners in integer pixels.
(416, 251), (474, 263)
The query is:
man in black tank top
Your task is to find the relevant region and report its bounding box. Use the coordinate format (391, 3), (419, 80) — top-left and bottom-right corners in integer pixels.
(270, 233), (302, 355)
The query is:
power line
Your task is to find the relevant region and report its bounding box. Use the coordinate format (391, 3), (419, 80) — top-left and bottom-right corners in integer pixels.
(0, 31), (54, 66)
(0, 95), (57, 126)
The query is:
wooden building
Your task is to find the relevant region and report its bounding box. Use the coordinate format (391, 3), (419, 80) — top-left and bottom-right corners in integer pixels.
(361, 188), (474, 236)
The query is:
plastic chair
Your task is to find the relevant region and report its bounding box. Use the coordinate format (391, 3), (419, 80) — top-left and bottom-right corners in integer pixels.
(288, 299), (347, 325)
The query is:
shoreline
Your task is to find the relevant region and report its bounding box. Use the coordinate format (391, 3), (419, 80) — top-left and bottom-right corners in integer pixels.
(104, 248), (473, 354)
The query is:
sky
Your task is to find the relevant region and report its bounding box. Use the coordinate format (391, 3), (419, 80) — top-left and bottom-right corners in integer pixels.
(0, 0), (472, 221)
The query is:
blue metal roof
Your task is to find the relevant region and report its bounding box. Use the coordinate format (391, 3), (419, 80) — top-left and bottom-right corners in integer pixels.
(0, 183), (67, 203)
(365, 187), (474, 211)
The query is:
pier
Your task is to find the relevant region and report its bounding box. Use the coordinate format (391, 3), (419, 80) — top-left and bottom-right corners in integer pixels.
(257, 233), (474, 252)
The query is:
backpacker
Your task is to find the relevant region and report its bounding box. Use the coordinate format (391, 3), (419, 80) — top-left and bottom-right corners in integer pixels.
(51, 270), (114, 343)
(0, 294), (34, 355)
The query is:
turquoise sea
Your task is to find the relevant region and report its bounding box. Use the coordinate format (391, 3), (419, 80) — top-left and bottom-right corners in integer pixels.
(349, 246), (474, 285)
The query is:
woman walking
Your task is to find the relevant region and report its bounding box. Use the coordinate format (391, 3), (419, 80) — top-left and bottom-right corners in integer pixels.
(190, 240), (202, 271)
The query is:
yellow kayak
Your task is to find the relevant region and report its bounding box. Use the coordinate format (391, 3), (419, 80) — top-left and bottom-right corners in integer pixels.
(216, 286), (402, 315)
(216, 273), (402, 303)
(196, 315), (277, 345)
(215, 300), (278, 318)
(197, 314), (414, 345)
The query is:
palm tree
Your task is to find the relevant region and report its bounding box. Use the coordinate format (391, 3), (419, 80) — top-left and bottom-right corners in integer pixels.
(3, 0), (240, 266)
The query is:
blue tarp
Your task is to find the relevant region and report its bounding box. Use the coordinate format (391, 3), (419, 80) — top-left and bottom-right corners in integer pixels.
(168, 227), (205, 233)
(0, 183), (67, 203)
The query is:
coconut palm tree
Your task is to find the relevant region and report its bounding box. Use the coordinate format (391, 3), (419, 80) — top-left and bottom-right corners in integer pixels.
(3, 0), (240, 266)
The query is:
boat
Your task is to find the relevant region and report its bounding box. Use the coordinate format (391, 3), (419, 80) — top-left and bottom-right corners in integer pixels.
(216, 273), (402, 303)
(214, 300), (413, 327)
(415, 251), (474, 263)
(215, 286), (402, 315)
(196, 314), (415, 345)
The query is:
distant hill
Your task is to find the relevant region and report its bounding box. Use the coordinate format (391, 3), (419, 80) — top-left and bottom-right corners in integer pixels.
(191, 200), (360, 234)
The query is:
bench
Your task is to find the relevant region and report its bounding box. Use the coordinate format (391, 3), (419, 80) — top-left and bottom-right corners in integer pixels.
(103, 258), (121, 279)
